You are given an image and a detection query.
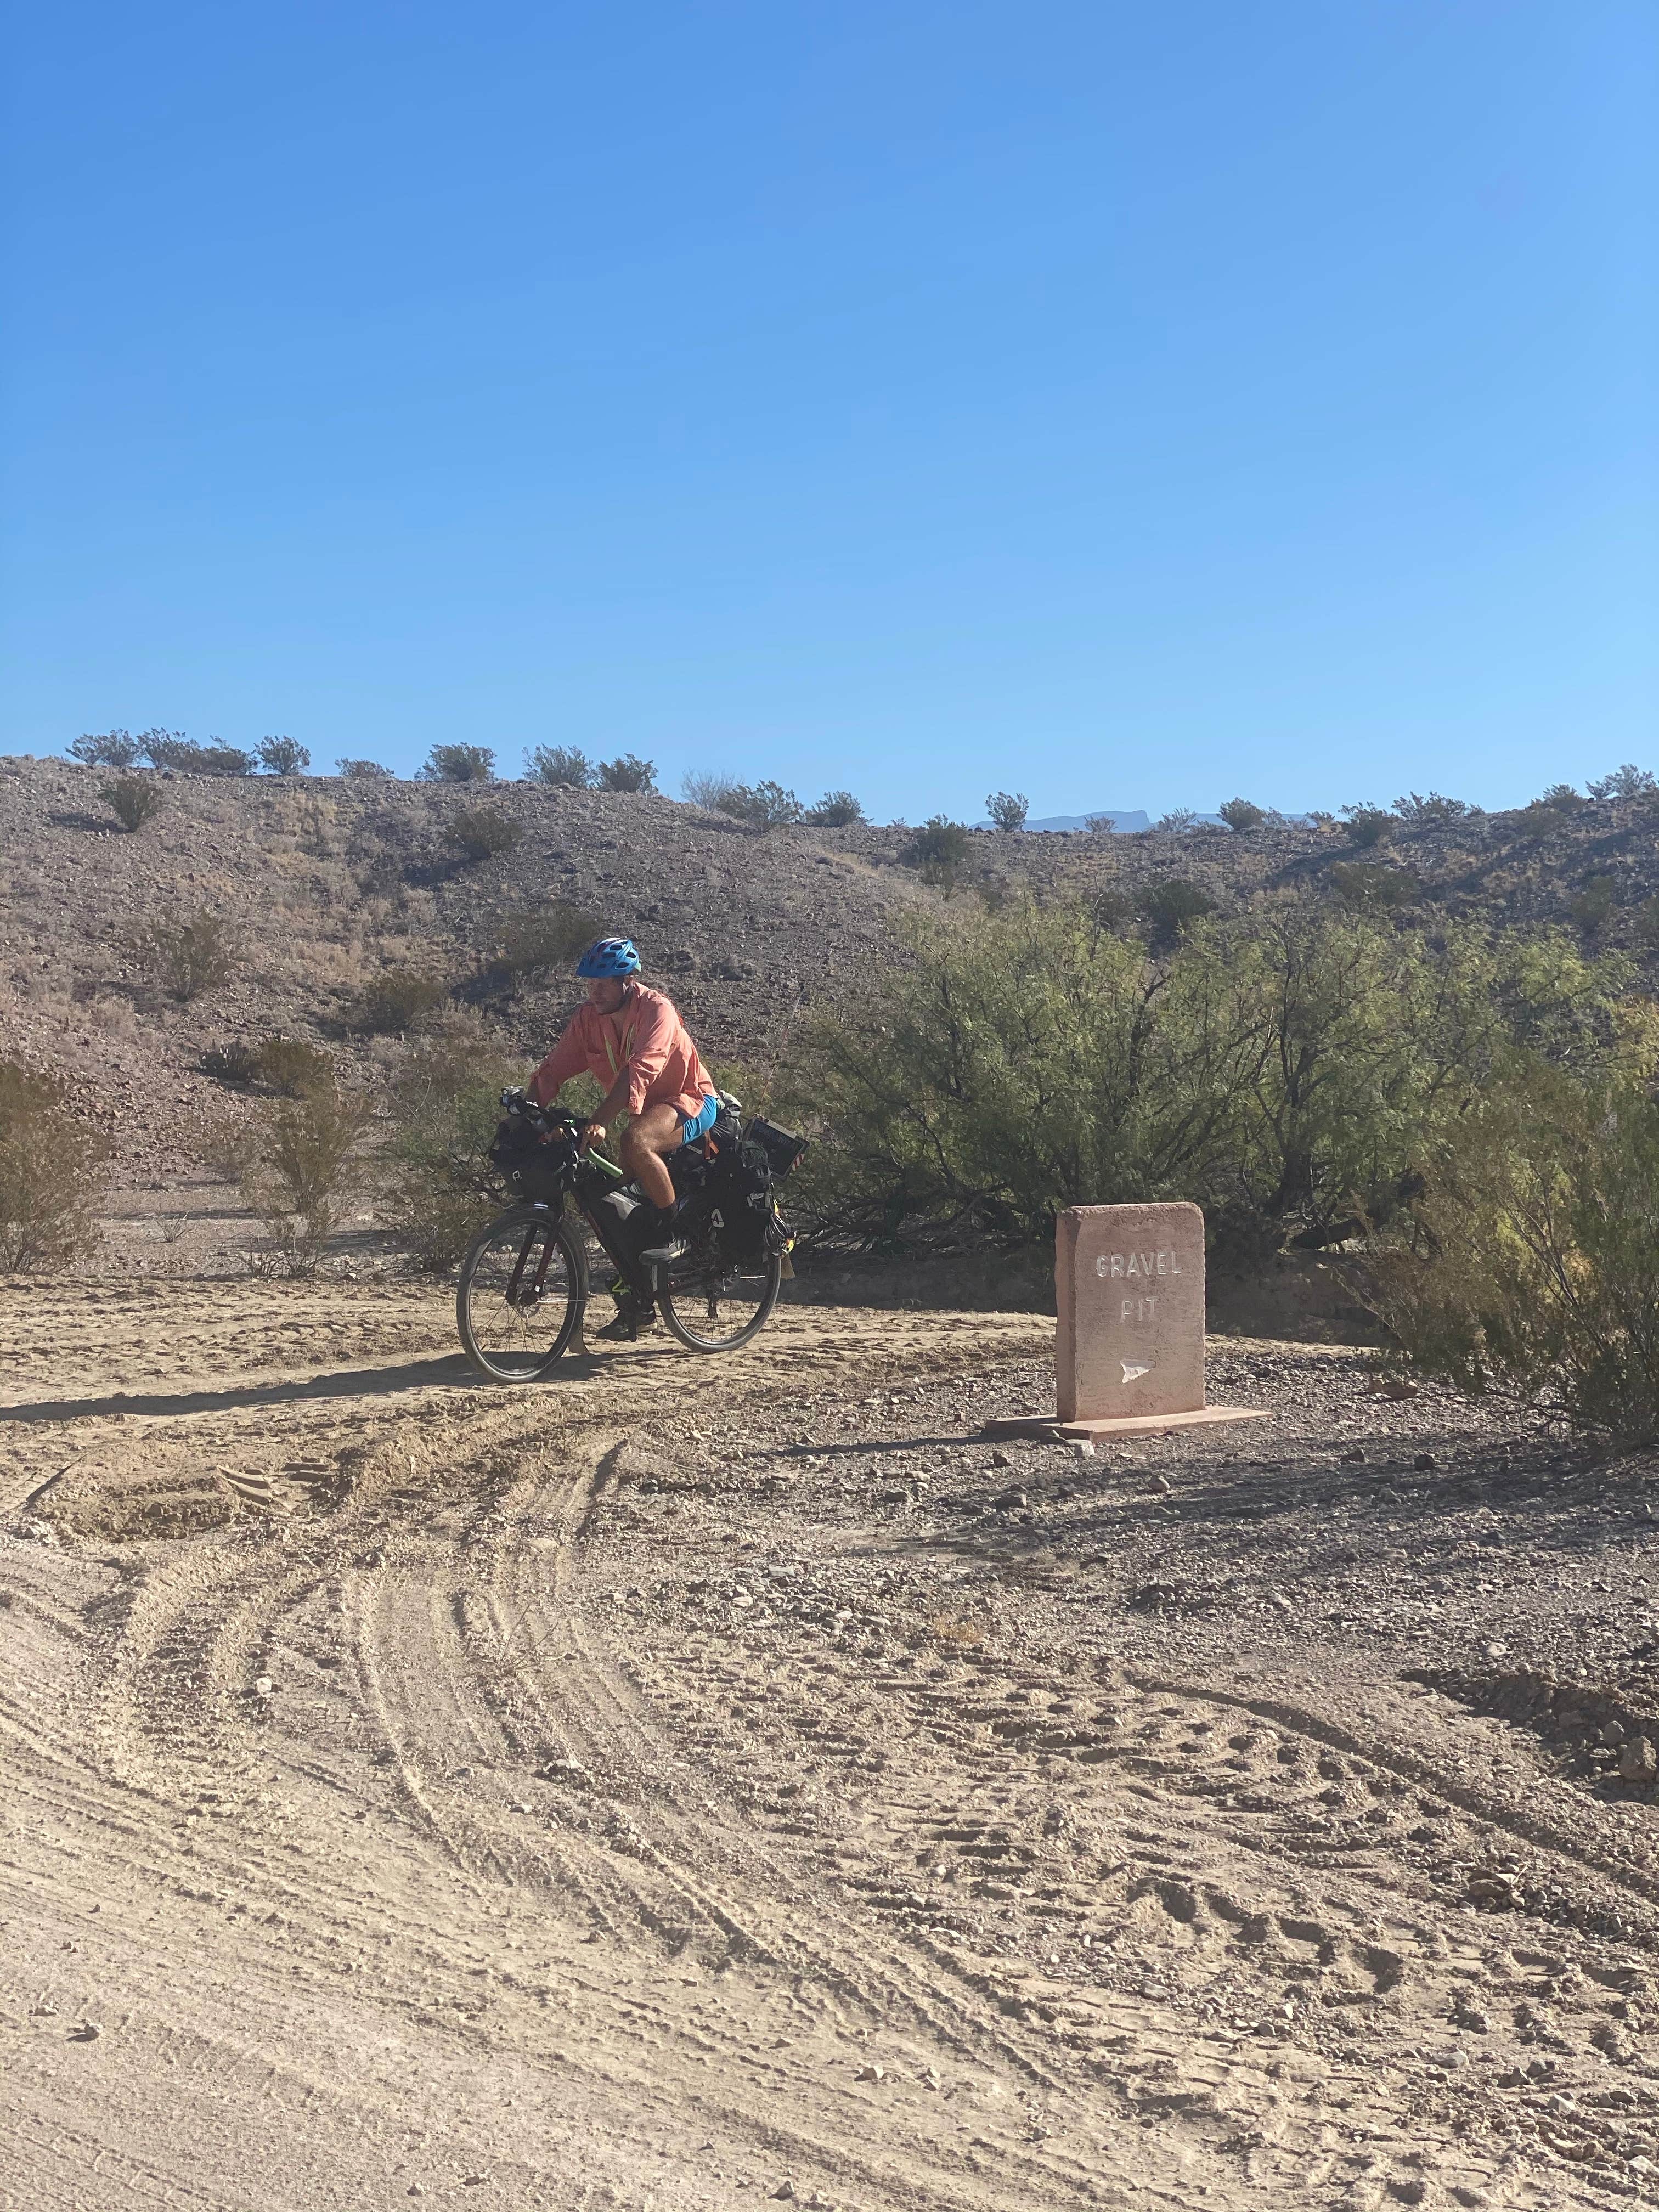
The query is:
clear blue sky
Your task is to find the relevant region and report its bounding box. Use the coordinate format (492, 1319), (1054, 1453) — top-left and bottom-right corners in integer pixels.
(3, 2), (1654, 821)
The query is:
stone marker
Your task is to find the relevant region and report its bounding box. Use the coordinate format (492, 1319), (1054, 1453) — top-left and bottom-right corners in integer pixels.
(984, 1201), (1269, 1441)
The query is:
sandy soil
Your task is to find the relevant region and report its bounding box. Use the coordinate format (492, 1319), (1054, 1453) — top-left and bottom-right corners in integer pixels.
(5, 1282), (1659, 2210)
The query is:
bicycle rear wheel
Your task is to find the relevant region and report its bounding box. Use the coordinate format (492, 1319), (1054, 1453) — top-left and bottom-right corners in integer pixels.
(457, 1208), (586, 1382)
(653, 1241), (782, 1352)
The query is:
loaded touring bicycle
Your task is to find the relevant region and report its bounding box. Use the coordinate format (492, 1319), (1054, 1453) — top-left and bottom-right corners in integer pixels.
(456, 1090), (807, 1380)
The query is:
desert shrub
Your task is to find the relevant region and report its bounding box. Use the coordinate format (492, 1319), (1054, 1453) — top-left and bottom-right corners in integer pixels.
(241, 1079), (371, 1276)
(1085, 812), (1122, 833)
(70, 729), (142, 768)
(1365, 1069), (1659, 1442)
(1516, 802), (1572, 839)
(252, 1036), (334, 1097)
(486, 902), (600, 983)
(1572, 874), (1618, 934)
(1138, 880), (1216, 939)
(986, 791), (1028, 832)
(1589, 765), (1657, 806)
(718, 780), (803, 830)
(100, 775), (163, 831)
(594, 753), (658, 794)
(0, 1060), (108, 1269)
(257, 736), (310, 775)
(419, 743), (495, 783)
(682, 771), (741, 810)
(201, 1041), (261, 1085)
(1155, 807), (1204, 833)
(1537, 782), (1588, 815)
(139, 733), (255, 775)
(903, 815), (971, 888)
(449, 805), (523, 862)
(337, 757), (392, 780)
(1218, 798), (1267, 832)
(792, 898), (1627, 1258)
(344, 969), (450, 1035)
(1328, 861), (1420, 910)
(383, 1029), (523, 1268)
(1341, 804), (1395, 848)
(1394, 792), (1472, 827)
(526, 744), (592, 788)
(134, 909), (238, 1002)
(805, 789), (866, 827)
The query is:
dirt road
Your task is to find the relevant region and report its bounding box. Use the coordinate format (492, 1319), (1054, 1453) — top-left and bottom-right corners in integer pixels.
(4, 1282), (1659, 2209)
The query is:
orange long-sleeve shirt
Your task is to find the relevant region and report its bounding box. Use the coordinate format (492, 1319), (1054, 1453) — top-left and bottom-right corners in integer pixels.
(528, 984), (714, 1120)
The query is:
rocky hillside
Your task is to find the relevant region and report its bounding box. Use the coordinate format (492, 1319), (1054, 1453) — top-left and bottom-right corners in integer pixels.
(2, 753), (1654, 1189)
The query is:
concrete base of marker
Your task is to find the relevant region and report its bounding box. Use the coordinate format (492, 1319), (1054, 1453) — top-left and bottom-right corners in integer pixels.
(981, 1406), (1271, 1442)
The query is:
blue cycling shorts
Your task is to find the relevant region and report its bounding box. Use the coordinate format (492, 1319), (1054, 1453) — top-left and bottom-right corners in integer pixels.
(678, 1093), (719, 1146)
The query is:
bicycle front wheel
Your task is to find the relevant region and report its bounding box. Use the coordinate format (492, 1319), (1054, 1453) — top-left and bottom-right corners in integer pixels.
(457, 1209), (586, 1383)
(654, 1244), (782, 1353)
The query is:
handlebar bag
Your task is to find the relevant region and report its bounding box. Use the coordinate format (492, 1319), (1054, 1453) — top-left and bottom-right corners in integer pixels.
(488, 1116), (569, 1203)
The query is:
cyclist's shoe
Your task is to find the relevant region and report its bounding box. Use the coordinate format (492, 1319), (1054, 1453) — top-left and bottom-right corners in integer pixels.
(638, 1232), (689, 1266)
(600, 1187), (644, 1220)
(636, 1202), (687, 1268)
(594, 1301), (656, 1343)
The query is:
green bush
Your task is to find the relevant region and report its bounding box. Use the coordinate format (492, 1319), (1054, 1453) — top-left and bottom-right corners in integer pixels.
(1588, 765), (1657, 806)
(258, 736), (310, 775)
(1328, 861), (1419, 911)
(718, 780), (802, 830)
(526, 745), (592, 788)
(1365, 1069), (1659, 1442)
(139, 733), (255, 775)
(486, 902), (600, 984)
(449, 805), (523, 862)
(682, 771), (740, 810)
(805, 790), (866, 827)
(253, 1036), (334, 1097)
(337, 757), (392, 780)
(345, 969), (450, 1035)
(1138, 879), (1216, 938)
(384, 1031), (523, 1268)
(1394, 792), (1472, 827)
(594, 753), (657, 794)
(1341, 804), (1395, 848)
(1537, 782), (1588, 815)
(789, 897), (1625, 1258)
(0, 1060), (108, 1269)
(1218, 798), (1267, 832)
(100, 775), (163, 831)
(241, 1079), (371, 1276)
(201, 1042), (261, 1086)
(904, 815), (971, 888)
(1155, 807), (1204, 833)
(71, 729), (143, 768)
(134, 909), (238, 1002)
(1571, 874), (1618, 934)
(420, 743), (494, 783)
(986, 791), (1028, 832)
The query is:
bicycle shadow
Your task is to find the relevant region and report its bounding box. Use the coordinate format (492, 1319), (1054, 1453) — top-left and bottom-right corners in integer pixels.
(0, 1345), (648, 1425)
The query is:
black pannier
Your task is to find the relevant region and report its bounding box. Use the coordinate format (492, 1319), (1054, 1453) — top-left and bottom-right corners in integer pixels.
(487, 1116), (569, 1204)
(707, 1139), (773, 1260)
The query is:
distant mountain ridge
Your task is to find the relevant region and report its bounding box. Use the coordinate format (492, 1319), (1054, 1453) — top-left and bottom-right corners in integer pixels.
(1023, 809), (1151, 833)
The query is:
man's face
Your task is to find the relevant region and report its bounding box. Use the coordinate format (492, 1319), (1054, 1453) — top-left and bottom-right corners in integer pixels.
(586, 975), (629, 1014)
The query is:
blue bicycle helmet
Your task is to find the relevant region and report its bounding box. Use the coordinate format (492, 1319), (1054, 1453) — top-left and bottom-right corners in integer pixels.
(575, 935), (641, 979)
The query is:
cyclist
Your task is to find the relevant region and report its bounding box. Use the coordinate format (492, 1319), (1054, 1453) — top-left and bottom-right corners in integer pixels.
(527, 935), (719, 1340)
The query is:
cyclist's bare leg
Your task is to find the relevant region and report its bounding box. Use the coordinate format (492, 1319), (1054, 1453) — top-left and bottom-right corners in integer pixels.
(619, 1103), (682, 1210)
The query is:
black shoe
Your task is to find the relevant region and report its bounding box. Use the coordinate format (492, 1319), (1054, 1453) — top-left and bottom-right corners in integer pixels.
(594, 1305), (654, 1343)
(637, 1232), (689, 1267)
(636, 1201), (687, 1268)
